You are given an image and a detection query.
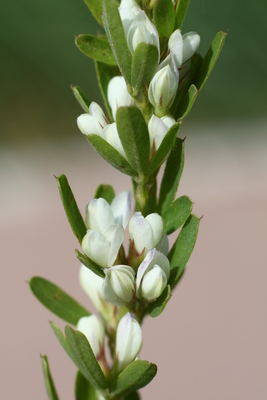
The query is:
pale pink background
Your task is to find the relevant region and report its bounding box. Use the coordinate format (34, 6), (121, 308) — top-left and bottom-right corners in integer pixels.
(1, 120), (267, 399)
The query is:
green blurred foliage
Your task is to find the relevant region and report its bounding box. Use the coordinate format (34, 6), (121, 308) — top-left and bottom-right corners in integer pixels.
(1, 0), (266, 143)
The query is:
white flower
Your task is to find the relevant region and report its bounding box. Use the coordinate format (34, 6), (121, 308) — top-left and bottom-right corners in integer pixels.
(129, 212), (166, 256)
(168, 29), (200, 69)
(107, 76), (135, 121)
(77, 102), (109, 137)
(103, 122), (127, 158)
(148, 114), (176, 150)
(76, 315), (104, 358)
(103, 265), (135, 306)
(119, 0), (141, 36)
(136, 248), (170, 301)
(116, 313), (142, 372)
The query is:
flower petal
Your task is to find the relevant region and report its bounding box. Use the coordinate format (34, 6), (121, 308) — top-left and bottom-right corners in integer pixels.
(111, 190), (133, 229)
(82, 230), (110, 268)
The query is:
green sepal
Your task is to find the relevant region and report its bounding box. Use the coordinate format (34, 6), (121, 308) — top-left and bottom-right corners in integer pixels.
(146, 122), (181, 177)
(131, 43), (158, 91)
(197, 31), (228, 91)
(116, 106), (150, 175)
(102, 0), (132, 85)
(94, 184), (115, 204)
(175, 0), (190, 29)
(110, 360), (157, 397)
(85, 134), (138, 178)
(57, 174), (87, 244)
(75, 370), (98, 400)
(158, 137), (184, 215)
(29, 277), (90, 325)
(177, 84), (198, 120)
(147, 284), (171, 318)
(65, 326), (108, 390)
(163, 195), (193, 235)
(83, 0), (119, 27)
(76, 249), (105, 278)
(71, 85), (90, 113)
(50, 322), (76, 364)
(95, 61), (120, 121)
(41, 355), (60, 400)
(75, 34), (117, 65)
(168, 214), (200, 289)
(153, 0), (175, 38)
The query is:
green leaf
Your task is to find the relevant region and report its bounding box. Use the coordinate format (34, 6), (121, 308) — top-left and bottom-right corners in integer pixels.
(163, 195), (193, 234)
(146, 122), (181, 176)
(71, 86), (90, 113)
(158, 137), (184, 215)
(75, 371), (98, 400)
(57, 174), (87, 244)
(76, 249), (105, 278)
(168, 214), (200, 289)
(110, 360), (157, 396)
(153, 0), (175, 38)
(197, 31), (227, 91)
(95, 61), (120, 121)
(131, 43), (158, 91)
(41, 355), (60, 400)
(29, 277), (90, 325)
(175, 0), (190, 29)
(102, 0), (132, 84)
(50, 322), (75, 363)
(177, 84), (198, 120)
(116, 107), (150, 174)
(65, 326), (108, 390)
(76, 35), (117, 65)
(83, 0), (102, 27)
(147, 285), (171, 318)
(123, 392), (140, 400)
(94, 184), (115, 204)
(85, 134), (138, 177)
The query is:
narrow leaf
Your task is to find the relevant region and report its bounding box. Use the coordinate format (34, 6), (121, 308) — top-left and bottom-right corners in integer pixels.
(158, 138), (184, 215)
(168, 214), (200, 289)
(83, 0), (103, 27)
(116, 107), (150, 174)
(177, 84), (198, 120)
(110, 360), (157, 396)
(147, 285), (171, 318)
(76, 249), (105, 278)
(94, 184), (115, 204)
(131, 43), (158, 91)
(163, 195), (193, 234)
(57, 174), (87, 244)
(175, 0), (190, 29)
(76, 35), (117, 65)
(71, 86), (90, 113)
(41, 355), (60, 400)
(50, 322), (75, 363)
(153, 0), (175, 38)
(75, 371), (98, 400)
(30, 277), (90, 325)
(65, 326), (108, 390)
(102, 0), (132, 84)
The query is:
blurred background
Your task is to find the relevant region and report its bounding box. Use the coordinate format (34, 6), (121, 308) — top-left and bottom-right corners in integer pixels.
(1, 0), (266, 399)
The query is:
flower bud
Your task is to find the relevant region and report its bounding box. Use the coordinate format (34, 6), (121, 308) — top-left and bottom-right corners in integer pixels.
(182, 32), (201, 64)
(77, 102), (109, 137)
(107, 76), (135, 121)
(168, 29), (200, 68)
(129, 212), (165, 255)
(76, 315), (104, 358)
(103, 123), (127, 158)
(103, 265), (135, 306)
(148, 114), (176, 150)
(136, 248), (170, 301)
(116, 312), (142, 372)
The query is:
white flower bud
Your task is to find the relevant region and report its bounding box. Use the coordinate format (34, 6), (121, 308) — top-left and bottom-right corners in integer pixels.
(77, 102), (108, 137)
(103, 123), (127, 158)
(76, 315), (104, 358)
(136, 248), (170, 301)
(182, 32), (201, 64)
(116, 313), (142, 372)
(103, 265), (135, 306)
(119, 0), (141, 37)
(129, 212), (165, 256)
(107, 76), (135, 121)
(110, 190), (132, 230)
(168, 29), (200, 68)
(148, 114), (176, 150)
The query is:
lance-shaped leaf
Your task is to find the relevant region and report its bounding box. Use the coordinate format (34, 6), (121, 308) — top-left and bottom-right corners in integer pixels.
(57, 174), (87, 244)
(50, 322), (75, 362)
(197, 31), (227, 91)
(102, 0), (132, 85)
(75, 370), (98, 400)
(71, 86), (90, 113)
(65, 326), (108, 390)
(76, 249), (105, 278)
(163, 195), (193, 234)
(177, 84), (198, 120)
(30, 277), (90, 325)
(94, 184), (115, 204)
(153, 0), (175, 38)
(116, 107), (150, 174)
(146, 122), (181, 177)
(41, 355), (59, 400)
(147, 284), (171, 318)
(175, 0), (190, 29)
(168, 214), (200, 289)
(158, 138), (184, 215)
(76, 35), (117, 65)
(110, 360), (157, 397)
(131, 43), (158, 91)
(85, 134), (138, 177)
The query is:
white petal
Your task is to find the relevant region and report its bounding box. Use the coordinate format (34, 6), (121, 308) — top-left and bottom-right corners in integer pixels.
(82, 230), (110, 268)
(111, 190), (133, 229)
(76, 315), (104, 357)
(168, 29), (184, 68)
(148, 115), (168, 150)
(103, 265), (135, 306)
(129, 212), (153, 255)
(107, 77), (134, 121)
(161, 114), (176, 130)
(145, 213), (165, 249)
(79, 264), (105, 311)
(89, 102), (109, 128)
(141, 265), (167, 301)
(104, 123), (127, 158)
(77, 114), (104, 136)
(182, 32), (200, 64)
(105, 224), (124, 267)
(85, 198), (114, 234)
